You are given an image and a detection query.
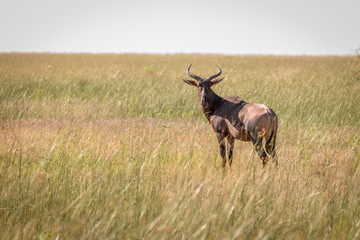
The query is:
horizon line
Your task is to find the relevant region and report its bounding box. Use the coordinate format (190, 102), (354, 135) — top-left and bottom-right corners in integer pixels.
(0, 51), (355, 57)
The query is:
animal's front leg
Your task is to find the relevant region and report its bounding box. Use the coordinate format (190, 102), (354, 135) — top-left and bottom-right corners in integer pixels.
(227, 136), (234, 166)
(216, 133), (226, 168)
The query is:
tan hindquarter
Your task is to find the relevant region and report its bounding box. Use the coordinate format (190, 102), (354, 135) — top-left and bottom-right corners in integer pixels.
(210, 96), (278, 142)
(225, 102), (276, 141)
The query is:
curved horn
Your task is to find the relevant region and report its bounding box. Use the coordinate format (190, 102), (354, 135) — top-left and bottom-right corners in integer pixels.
(186, 64), (202, 81)
(207, 65), (222, 81)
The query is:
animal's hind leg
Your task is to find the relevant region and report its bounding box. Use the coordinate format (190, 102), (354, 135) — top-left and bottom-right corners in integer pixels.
(248, 130), (267, 167)
(266, 133), (278, 166)
(216, 133), (227, 168)
(227, 136), (234, 166)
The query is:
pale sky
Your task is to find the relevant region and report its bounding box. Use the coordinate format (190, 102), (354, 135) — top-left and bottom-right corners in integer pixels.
(1, 0), (359, 55)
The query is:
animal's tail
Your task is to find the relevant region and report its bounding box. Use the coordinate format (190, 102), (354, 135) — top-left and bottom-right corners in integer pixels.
(265, 131), (274, 148)
(265, 130), (277, 163)
(265, 110), (278, 153)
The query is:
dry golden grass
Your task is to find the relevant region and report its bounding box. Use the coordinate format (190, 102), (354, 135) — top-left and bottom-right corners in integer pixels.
(0, 53), (359, 239)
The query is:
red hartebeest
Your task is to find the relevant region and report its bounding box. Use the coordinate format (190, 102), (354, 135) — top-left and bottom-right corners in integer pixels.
(183, 65), (278, 168)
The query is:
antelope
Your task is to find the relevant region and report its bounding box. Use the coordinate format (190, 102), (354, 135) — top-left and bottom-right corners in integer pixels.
(183, 65), (278, 168)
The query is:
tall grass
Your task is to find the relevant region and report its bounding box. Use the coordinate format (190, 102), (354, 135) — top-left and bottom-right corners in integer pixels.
(1, 54), (359, 126)
(0, 53), (359, 239)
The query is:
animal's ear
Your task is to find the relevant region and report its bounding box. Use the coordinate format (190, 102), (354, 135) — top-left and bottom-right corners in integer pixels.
(210, 77), (224, 87)
(182, 79), (198, 87)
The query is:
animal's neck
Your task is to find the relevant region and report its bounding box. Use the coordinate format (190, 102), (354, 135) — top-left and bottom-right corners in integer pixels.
(202, 88), (222, 120)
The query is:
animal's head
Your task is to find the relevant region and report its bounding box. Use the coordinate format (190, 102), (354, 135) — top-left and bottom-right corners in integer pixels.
(183, 64), (224, 108)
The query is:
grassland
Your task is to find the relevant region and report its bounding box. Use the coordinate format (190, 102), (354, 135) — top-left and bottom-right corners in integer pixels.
(0, 53), (359, 239)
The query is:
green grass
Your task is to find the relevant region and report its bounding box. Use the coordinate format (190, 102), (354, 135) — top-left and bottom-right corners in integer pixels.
(1, 54), (359, 125)
(0, 53), (359, 239)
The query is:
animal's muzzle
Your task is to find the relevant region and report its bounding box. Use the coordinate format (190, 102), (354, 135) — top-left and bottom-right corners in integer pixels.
(201, 96), (207, 108)
(201, 90), (207, 108)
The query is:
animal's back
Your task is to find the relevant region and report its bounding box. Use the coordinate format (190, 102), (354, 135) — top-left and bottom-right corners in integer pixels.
(224, 95), (244, 104)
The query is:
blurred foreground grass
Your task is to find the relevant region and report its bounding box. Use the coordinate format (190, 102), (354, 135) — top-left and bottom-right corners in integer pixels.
(0, 53), (359, 239)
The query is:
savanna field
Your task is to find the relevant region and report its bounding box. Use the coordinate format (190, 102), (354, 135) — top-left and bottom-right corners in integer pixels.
(0, 53), (359, 239)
